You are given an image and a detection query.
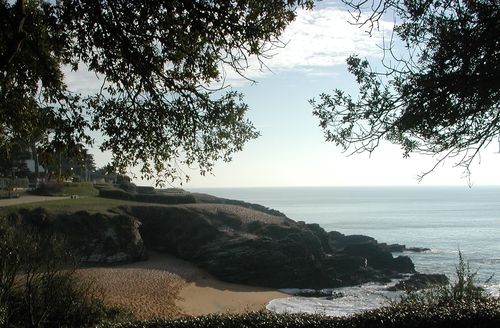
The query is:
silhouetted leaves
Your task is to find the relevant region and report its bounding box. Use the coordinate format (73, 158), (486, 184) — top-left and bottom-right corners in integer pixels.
(312, 0), (500, 179)
(1, 0), (313, 184)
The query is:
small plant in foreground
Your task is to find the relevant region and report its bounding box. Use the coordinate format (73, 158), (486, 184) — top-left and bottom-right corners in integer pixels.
(391, 251), (494, 309)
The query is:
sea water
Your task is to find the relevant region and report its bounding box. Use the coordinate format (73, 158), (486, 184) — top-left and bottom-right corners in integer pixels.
(190, 186), (500, 315)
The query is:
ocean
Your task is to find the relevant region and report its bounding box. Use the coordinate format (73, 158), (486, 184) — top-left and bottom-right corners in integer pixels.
(190, 186), (500, 316)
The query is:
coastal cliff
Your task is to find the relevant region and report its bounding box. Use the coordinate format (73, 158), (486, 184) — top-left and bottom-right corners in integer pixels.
(5, 188), (418, 289)
(129, 202), (415, 288)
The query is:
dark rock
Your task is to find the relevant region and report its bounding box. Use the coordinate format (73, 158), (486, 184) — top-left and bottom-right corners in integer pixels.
(341, 243), (415, 273)
(379, 243), (406, 253)
(292, 289), (343, 299)
(306, 223), (334, 253)
(406, 247), (431, 253)
(328, 231), (377, 249)
(388, 273), (449, 291)
(195, 236), (332, 289)
(375, 243), (432, 254)
(392, 255), (416, 273)
(8, 208), (147, 264)
(131, 204), (421, 288)
(132, 206), (219, 258)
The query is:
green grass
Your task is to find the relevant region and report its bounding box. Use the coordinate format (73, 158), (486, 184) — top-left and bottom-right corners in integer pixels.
(32, 182), (100, 197)
(61, 182), (99, 197)
(0, 196), (139, 216)
(0, 193), (191, 217)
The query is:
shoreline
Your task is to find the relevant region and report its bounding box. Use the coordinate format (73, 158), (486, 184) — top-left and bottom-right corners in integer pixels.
(77, 251), (288, 320)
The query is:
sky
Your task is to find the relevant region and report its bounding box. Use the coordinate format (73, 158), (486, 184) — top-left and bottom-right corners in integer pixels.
(66, 1), (500, 188)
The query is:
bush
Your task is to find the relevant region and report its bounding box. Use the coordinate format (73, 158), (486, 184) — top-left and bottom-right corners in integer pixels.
(99, 301), (500, 328)
(99, 188), (134, 200)
(97, 185), (196, 205)
(136, 186), (155, 194)
(34, 181), (64, 195)
(0, 217), (118, 327)
(0, 305), (6, 326)
(391, 251), (491, 308)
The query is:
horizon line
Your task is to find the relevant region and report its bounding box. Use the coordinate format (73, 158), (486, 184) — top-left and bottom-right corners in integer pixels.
(183, 184), (500, 189)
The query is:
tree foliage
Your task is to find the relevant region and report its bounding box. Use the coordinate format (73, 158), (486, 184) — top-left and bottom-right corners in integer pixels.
(1, 0), (312, 184)
(311, 0), (500, 179)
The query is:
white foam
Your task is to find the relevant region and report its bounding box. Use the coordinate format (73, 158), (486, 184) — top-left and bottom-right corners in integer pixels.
(484, 284), (500, 298)
(269, 281), (500, 317)
(268, 284), (403, 317)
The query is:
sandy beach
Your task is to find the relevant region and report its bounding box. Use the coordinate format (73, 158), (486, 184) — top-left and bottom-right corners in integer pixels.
(77, 252), (288, 320)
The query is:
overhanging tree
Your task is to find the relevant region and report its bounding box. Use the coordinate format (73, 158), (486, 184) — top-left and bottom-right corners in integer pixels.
(311, 0), (499, 179)
(1, 0), (312, 184)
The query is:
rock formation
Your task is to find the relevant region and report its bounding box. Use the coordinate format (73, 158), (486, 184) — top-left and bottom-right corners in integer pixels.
(6, 190), (433, 289)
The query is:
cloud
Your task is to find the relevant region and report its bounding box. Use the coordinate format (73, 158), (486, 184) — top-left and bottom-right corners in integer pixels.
(63, 64), (104, 94)
(63, 6), (393, 91)
(220, 7), (393, 86)
(271, 7), (393, 68)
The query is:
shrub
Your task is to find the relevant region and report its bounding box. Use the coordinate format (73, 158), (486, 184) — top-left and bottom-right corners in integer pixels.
(391, 251), (491, 308)
(34, 181), (64, 195)
(0, 305), (5, 326)
(98, 302), (500, 328)
(136, 186), (155, 194)
(98, 186), (196, 204)
(99, 188), (134, 200)
(245, 220), (263, 233)
(0, 217), (118, 327)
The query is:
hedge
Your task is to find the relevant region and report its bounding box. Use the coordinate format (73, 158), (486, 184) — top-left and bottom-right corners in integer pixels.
(101, 299), (500, 328)
(98, 186), (195, 204)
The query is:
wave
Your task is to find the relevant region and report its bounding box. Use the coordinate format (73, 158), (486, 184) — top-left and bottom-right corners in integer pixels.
(268, 283), (403, 317)
(267, 281), (500, 316)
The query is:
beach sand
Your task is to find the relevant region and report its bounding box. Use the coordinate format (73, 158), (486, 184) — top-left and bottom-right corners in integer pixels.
(77, 252), (288, 320)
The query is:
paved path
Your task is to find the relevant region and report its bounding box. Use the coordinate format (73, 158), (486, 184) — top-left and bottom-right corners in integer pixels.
(0, 195), (69, 207)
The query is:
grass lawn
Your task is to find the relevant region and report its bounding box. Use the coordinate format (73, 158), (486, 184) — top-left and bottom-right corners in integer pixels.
(60, 182), (99, 197)
(0, 196), (140, 216)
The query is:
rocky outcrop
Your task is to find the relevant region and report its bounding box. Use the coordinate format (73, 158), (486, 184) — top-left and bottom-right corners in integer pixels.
(329, 231), (431, 254)
(130, 204), (416, 289)
(8, 208), (147, 264)
(6, 192), (432, 289)
(290, 289), (344, 299)
(388, 273), (449, 291)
